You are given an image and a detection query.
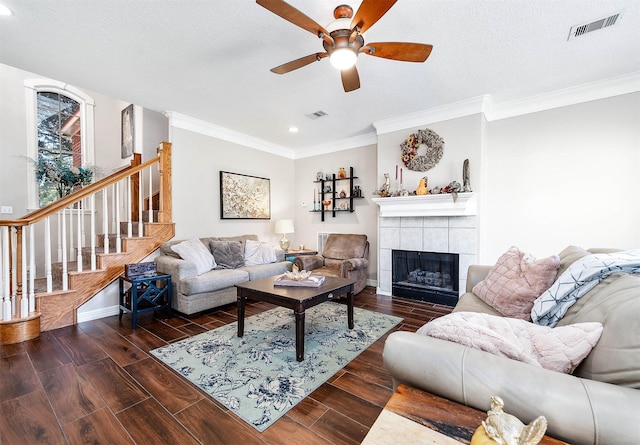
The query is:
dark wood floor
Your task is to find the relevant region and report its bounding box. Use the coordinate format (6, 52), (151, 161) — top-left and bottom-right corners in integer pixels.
(0, 287), (452, 445)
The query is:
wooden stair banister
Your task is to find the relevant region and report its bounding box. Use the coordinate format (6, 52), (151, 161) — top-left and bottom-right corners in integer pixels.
(0, 142), (174, 344)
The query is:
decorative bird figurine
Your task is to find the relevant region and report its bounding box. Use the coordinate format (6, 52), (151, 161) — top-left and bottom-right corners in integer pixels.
(480, 396), (547, 445)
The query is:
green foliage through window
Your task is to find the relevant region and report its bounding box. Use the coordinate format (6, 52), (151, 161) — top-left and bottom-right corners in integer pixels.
(36, 92), (83, 206)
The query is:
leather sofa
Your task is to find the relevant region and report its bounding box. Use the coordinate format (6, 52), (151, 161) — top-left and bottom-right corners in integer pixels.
(383, 246), (640, 445)
(156, 234), (292, 314)
(293, 233), (369, 294)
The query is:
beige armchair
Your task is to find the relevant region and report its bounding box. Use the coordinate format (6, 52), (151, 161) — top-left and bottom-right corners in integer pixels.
(293, 234), (369, 294)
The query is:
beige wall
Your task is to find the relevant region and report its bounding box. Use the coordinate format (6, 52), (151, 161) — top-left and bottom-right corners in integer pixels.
(170, 127), (296, 244)
(293, 145), (379, 283)
(483, 92), (640, 261)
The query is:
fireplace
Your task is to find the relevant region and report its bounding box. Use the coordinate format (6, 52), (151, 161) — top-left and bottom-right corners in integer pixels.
(392, 250), (459, 306)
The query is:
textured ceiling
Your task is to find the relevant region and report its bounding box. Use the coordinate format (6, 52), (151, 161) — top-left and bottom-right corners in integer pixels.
(1, 0), (639, 155)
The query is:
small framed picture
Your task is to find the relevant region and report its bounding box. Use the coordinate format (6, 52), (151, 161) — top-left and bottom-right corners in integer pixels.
(121, 104), (134, 158)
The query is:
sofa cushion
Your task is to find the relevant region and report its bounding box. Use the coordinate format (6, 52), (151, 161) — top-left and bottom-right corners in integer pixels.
(472, 247), (560, 320)
(160, 234), (259, 259)
(558, 273), (640, 388)
(179, 268), (249, 296)
(241, 262), (290, 280)
(244, 239), (277, 266)
(417, 312), (603, 374)
(171, 238), (216, 275)
(556, 245), (591, 277)
(210, 240), (244, 269)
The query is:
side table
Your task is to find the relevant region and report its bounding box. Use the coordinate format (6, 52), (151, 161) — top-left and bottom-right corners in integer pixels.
(285, 249), (318, 262)
(119, 274), (172, 328)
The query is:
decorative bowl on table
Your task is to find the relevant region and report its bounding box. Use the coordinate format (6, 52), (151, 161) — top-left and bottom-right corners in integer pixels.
(284, 269), (312, 281)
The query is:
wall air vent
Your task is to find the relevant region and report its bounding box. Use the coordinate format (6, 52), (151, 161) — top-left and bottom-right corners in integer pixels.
(305, 110), (328, 120)
(568, 13), (621, 40)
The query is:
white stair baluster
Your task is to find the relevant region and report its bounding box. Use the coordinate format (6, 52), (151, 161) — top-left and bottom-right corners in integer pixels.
(45, 216), (52, 292)
(29, 224), (35, 312)
(2, 226), (10, 320)
(90, 194), (96, 270)
(61, 210), (68, 290)
(103, 188), (109, 254)
(127, 176), (132, 238)
(76, 200), (83, 272)
(115, 182), (121, 253)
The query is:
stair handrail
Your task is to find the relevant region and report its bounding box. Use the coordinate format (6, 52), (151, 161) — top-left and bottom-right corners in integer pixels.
(0, 141), (172, 227)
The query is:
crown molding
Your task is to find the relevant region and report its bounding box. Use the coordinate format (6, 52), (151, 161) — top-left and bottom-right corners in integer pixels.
(372, 96), (489, 135)
(165, 111), (295, 159)
(293, 132), (378, 159)
(372, 73), (640, 135)
(166, 73), (639, 157)
(484, 71), (640, 121)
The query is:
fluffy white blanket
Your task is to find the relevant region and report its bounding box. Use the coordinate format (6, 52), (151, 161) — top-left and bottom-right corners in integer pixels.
(417, 312), (603, 373)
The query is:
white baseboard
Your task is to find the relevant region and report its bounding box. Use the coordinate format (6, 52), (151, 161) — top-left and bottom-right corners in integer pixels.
(77, 305), (120, 323)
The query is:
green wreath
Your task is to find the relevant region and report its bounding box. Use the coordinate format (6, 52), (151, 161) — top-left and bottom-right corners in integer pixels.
(400, 128), (444, 171)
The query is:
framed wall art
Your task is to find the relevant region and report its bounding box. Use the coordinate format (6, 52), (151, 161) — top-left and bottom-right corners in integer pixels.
(121, 104), (134, 158)
(220, 171), (270, 219)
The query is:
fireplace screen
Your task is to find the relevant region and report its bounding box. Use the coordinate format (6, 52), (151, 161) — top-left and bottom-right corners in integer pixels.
(392, 250), (459, 306)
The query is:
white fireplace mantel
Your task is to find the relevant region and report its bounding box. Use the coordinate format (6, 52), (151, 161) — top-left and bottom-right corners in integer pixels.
(372, 193), (476, 217)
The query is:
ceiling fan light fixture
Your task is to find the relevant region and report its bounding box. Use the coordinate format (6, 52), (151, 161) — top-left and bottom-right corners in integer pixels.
(330, 48), (357, 70)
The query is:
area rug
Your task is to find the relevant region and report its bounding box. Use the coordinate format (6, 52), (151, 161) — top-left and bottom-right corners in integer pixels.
(150, 302), (402, 432)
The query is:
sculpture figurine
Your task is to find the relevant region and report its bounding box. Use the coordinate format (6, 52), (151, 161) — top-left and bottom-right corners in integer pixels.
(463, 158), (472, 192)
(473, 396), (547, 445)
(374, 173), (391, 197)
(416, 177), (429, 195)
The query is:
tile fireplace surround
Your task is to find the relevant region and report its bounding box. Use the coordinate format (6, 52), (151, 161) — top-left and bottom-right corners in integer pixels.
(373, 193), (477, 301)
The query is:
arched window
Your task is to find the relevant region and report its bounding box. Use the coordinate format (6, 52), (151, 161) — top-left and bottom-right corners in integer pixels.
(24, 80), (95, 209)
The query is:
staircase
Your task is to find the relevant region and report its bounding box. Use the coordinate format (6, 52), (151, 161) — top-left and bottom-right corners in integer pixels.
(0, 142), (174, 344)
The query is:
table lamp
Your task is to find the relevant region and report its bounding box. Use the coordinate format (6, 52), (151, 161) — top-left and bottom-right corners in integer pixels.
(275, 219), (294, 252)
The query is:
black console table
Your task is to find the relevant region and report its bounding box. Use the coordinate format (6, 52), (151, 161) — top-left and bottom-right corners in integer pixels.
(118, 274), (172, 328)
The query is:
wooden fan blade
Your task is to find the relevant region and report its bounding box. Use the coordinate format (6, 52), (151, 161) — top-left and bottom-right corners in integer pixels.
(341, 66), (360, 92)
(362, 42), (433, 62)
(270, 52), (327, 74)
(257, 0), (329, 38)
(351, 0), (397, 34)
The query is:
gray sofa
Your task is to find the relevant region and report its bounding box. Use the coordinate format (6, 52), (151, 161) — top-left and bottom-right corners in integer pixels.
(156, 234), (292, 315)
(383, 246), (640, 445)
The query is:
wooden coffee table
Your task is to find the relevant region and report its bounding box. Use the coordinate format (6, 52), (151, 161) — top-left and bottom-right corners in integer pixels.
(363, 384), (567, 444)
(235, 275), (356, 361)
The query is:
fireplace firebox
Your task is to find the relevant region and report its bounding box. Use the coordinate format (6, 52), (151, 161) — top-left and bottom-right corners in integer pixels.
(392, 250), (459, 306)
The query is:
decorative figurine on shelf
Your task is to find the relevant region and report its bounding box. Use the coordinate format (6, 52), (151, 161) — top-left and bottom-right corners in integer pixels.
(322, 199), (332, 210)
(463, 158), (472, 192)
(316, 171), (323, 181)
(339, 189), (346, 198)
(353, 185), (362, 197)
(325, 173), (331, 181)
(338, 167), (347, 179)
(471, 396), (547, 445)
(416, 177), (429, 195)
(374, 173), (391, 197)
(323, 184), (332, 193)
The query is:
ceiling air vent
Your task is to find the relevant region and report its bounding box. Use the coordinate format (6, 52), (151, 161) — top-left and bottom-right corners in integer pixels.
(305, 110), (328, 120)
(568, 13), (621, 40)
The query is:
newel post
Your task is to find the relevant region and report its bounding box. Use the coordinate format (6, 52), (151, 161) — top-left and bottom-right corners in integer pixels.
(157, 142), (172, 224)
(130, 153), (142, 221)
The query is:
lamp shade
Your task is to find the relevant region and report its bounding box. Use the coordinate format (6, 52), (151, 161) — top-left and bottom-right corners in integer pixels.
(275, 219), (294, 235)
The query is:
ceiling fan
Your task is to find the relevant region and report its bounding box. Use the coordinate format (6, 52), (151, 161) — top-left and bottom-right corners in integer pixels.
(257, 0), (433, 92)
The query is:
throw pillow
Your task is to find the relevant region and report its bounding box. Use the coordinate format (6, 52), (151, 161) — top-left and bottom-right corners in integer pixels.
(171, 238), (216, 275)
(244, 239), (277, 266)
(210, 240), (244, 269)
(472, 247), (560, 320)
(417, 312), (603, 373)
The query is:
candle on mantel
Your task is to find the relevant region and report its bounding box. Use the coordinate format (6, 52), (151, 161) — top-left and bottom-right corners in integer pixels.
(400, 168), (403, 184)
(314, 188), (317, 202)
(395, 165), (398, 180)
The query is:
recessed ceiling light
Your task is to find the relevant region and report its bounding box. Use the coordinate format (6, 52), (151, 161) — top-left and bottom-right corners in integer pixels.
(0, 3), (13, 16)
(288, 126), (299, 133)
